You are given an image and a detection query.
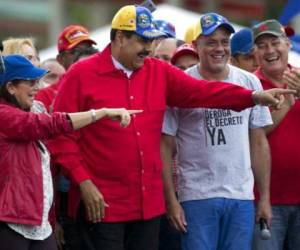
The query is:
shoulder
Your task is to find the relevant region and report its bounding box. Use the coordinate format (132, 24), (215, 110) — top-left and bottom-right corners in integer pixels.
(0, 102), (21, 119)
(228, 65), (262, 90)
(144, 56), (168, 68)
(144, 57), (185, 76)
(185, 64), (199, 77)
(67, 53), (101, 74)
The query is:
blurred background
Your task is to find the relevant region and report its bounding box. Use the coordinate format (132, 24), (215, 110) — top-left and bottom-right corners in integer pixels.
(0, 0), (299, 52)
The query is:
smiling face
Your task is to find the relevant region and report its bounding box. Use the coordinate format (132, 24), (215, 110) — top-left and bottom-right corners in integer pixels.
(194, 27), (231, 77)
(6, 80), (39, 110)
(255, 34), (290, 76)
(114, 30), (154, 70)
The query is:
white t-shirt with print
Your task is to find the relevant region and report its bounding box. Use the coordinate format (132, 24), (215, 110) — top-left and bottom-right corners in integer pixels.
(162, 64), (272, 202)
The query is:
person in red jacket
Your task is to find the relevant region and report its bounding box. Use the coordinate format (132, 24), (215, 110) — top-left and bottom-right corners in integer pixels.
(49, 5), (295, 250)
(0, 54), (139, 250)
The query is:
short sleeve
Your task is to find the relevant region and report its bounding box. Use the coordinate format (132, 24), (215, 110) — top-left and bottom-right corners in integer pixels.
(162, 107), (179, 136)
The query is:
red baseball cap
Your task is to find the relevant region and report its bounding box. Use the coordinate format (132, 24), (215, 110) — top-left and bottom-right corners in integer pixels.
(171, 43), (199, 65)
(57, 25), (97, 53)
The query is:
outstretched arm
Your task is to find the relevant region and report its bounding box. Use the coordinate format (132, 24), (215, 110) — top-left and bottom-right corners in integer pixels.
(68, 108), (142, 130)
(164, 63), (296, 111)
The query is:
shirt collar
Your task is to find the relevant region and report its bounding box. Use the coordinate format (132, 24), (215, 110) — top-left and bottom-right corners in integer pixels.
(96, 44), (118, 74)
(97, 44), (134, 77)
(111, 56), (133, 78)
(254, 64), (293, 88)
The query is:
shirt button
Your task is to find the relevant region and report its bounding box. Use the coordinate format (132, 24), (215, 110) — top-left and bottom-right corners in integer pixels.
(141, 169), (145, 174)
(142, 186), (146, 191)
(130, 96), (134, 100)
(137, 132), (141, 136)
(140, 151), (143, 156)
(132, 114), (136, 118)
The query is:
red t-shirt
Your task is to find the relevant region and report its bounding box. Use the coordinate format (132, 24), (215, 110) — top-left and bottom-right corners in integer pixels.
(255, 67), (300, 205)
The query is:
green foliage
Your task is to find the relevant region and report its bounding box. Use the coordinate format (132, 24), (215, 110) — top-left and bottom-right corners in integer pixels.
(265, 0), (285, 20)
(66, 2), (91, 27)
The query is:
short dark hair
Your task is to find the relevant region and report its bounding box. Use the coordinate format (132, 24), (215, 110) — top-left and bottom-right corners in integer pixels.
(110, 29), (136, 41)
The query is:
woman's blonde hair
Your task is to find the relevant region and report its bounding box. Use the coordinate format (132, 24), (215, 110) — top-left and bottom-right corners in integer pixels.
(2, 37), (40, 66)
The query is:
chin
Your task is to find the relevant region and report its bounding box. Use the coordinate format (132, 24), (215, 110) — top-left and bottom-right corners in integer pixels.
(211, 66), (226, 74)
(23, 102), (33, 111)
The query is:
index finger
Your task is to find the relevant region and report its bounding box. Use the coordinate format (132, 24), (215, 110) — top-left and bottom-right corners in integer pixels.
(275, 89), (297, 95)
(128, 110), (143, 115)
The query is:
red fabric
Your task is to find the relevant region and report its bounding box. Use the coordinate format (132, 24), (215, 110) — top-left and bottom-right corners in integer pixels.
(0, 100), (72, 225)
(35, 81), (61, 113)
(48, 44), (254, 222)
(255, 68), (300, 205)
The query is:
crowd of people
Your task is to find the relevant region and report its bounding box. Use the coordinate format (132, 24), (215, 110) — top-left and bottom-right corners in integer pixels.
(0, 2), (299, 250)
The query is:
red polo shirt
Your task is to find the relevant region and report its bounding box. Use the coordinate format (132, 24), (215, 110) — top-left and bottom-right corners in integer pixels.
(49, 44), (255, 222)
(255, 67), (300, 205)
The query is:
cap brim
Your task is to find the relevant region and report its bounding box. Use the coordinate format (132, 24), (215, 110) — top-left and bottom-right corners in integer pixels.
(254, 31), (282, 41)
(13, 67), (48, 82)
(67, 38), (97, 50)
(232, 42), (254, 56)
(202, 23), (235, 36)
(136, 28), (166, 40)
(159, 31), (175, 38)
(171, 50), (199, 65)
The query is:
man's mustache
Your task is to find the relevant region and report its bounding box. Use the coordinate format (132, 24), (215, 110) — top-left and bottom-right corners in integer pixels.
(138, 51), (150, 57)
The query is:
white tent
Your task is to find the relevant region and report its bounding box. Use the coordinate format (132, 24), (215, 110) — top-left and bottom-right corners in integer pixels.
(39, 4), (300, 66)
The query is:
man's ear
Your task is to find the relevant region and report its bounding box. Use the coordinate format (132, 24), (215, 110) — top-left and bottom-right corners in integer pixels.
(56, 54), (62, 64)
(115, 30), (125, 45)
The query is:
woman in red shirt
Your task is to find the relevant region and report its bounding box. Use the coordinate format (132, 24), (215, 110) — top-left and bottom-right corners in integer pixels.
(0, 54), (139, 250)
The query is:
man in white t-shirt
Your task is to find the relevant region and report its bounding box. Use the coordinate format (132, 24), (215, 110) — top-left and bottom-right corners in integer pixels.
(161, 13), (273, 250)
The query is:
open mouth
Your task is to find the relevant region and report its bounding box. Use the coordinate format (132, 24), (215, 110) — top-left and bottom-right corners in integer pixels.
(138, 55), (146, 60)
(265, 55), (280, 63)
(138, 53), (149, 60)
(211, 54), (225, 62)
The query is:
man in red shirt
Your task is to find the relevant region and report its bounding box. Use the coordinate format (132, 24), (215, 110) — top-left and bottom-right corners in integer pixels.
(251, 20), (300, 250)
(49, 6), (294, 250)
(35, 25), (97, 112)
